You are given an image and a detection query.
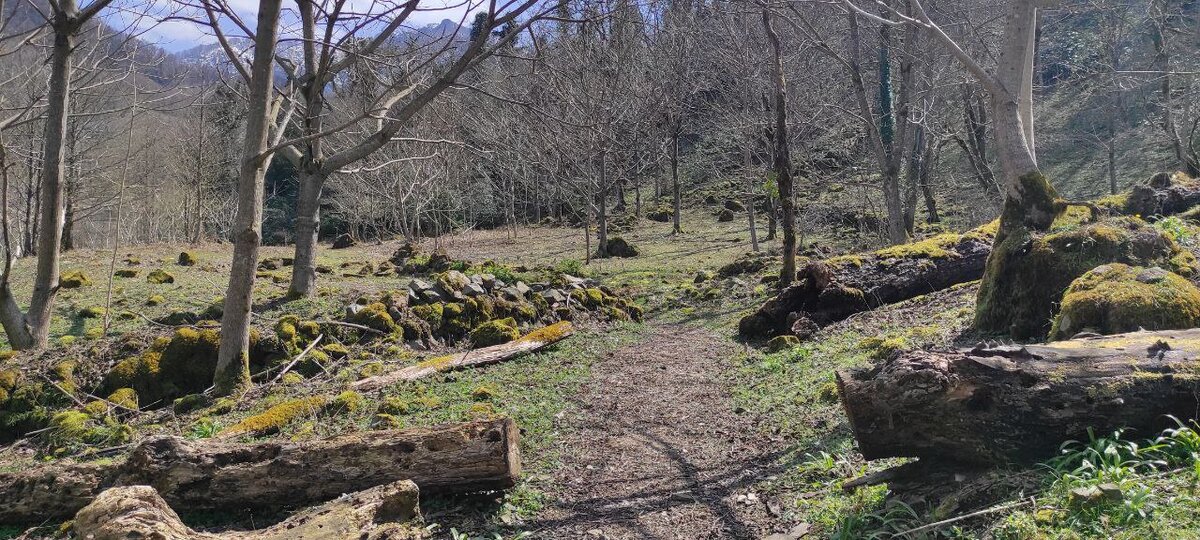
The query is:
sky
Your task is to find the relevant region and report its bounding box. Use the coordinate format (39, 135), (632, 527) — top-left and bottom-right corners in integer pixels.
(116, 0), (476, 53)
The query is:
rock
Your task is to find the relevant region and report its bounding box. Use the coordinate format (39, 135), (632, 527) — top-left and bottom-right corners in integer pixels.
(500, 287), (523, 301)
(603, 237), (639, 258)
(1050, 263), (1200, 340)
(732, 278), (747, 287)
(764, 523), (811, 540)
(724, 199), (745, 212)
(481, 274), (497, 289)
(463, 283), (487, 297)
(515, 281), (531, 297)
(717, 208), (735, 222)
(531, 282), (548, 292)
(346, 304), (365, 318)
(541, 290), (566, 304)
(331, 234), (357, 249)
(177, 252), (198, 267)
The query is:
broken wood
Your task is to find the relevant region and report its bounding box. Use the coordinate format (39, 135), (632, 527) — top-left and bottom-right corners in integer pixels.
(72, 480), (422, 540)
(739, 229), (994, 339)
(354, 321), (573, 391)
(0, 418), (519, 523)
(837, 329), (1200, 464)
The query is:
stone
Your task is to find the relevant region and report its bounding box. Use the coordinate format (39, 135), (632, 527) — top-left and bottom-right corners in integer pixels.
(331, 233), (356, 249)
(345, 304), (365, 318)
(541, 290), (566, 304)
(515, 281), (531, 297)
(464, 283), (487, 297)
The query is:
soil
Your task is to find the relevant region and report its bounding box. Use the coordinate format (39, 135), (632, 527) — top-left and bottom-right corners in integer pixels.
(527, 324), (787, 539)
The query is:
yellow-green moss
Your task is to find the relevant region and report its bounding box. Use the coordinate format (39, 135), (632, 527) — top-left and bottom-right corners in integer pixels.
(0, 369), (19, 390)
(874, 233), (960, 260)
(49, 410), (95, 445)
(858, 336), (909, 360)
(1050, 264), (1200, 340)
(146, 295), (166, 306)
(350, 302), (398, 334)
(172, 393), (211, 414)
(330, 391), (364, 413)
(146, 269), (175, 284)
(518, 321), (573, 343)
(466, 402), (498, 420)
(106, 388), (138, 410)
(79, 306), (106, 319)
(766, 335), (800, 353)
(417, 354), (456, 372)
(471, 385), (499, 401)
(411, 303), (444, 329)
(281, 372), (304, 385)
(225, 396), (328, 436)
(82, 400), (109, 417)
(321, 343), (350, 359)
(59, 271), (91, 288)
(470, 318), (519, 347)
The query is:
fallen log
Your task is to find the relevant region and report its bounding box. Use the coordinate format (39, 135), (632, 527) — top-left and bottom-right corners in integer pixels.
(837, 329), (1200, 465)
(354, 321), (573, 391)
(0, 418), (519, 524)
(739, 227), (994, 339)
(1123, 171), (1200, 218)
(72, 480), (422, 540)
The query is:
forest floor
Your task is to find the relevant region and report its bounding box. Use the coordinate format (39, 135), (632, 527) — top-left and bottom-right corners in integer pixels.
(7, 205), (1200, 538)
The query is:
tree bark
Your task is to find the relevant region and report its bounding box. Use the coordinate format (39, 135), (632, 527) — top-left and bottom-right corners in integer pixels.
(215, 0), (284, 395)
(73, 480), (422, 540)
(0, 418), (520, 523)
(670, 130), (682, 234)
(763, 10), (795, 286)
(288, 169), (324, 298)
(838, 329), (1200, 465)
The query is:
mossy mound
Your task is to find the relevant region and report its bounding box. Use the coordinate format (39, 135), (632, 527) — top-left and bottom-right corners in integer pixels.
(717, 208), (735, 222)
(1049, 264), (1200, 340)
(348, 303), (399, 334)
(79, 306), (106, 319)
(177, 251), (198, 266)
(646, 203), (673, 222)
(146, 295), (165, 306)
(470, 318), (520, 347)
(977, 214), (1198, 339)
(603, 237), (639, 258)
(766, 335), (800, 353)
(114, 269), (138, 278)
(718, 252), (769, 277)
(146, 269), (175, 284)
(60, 271), (91, 288)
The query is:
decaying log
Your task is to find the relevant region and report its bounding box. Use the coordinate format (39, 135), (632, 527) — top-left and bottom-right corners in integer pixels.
(354, 322), (573, 391)
(72, 480), (423, 540)
(739, 230), (993, 338)
(0, 418), (519, 524)
(838, 329), (1200, 464)
(1124, 172), (1200, 218)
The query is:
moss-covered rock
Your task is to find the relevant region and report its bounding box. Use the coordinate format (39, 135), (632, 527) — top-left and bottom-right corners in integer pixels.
(646, 203), (673, 222)
(330, 391), (363, 413)
(976, 213), (1197, 339)
(470, 318), (520, 347)
(114, 269), (138, 278)
(348, 302), (398, 334)
(177, 251), (198, 266)
(146, 269), (175, 284)
(60, 271), (91, 288)
(106, 388), (139, 410)
(146, 295), (165, 306)
(604, 237), (639, 258)
(172, 393), (211, 414)
(79, 306), (106, 319)
(1049, 264), (1200, 340)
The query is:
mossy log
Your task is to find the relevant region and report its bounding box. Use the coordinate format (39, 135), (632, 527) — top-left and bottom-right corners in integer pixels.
(738, 228), (994, 339)
(354, 322), (573, 391)
(837, 329), (1200, 465)
(72, 480), (422, 540)
(0, 418), (519, 524)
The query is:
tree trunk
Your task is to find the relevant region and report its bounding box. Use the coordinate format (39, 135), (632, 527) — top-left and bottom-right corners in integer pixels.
(596, 154), (608, 257)
(288, 169), (324, 298)
(215, 0), (283, 395)
(763, 10), (795, 286)
(838, 329), (1200, 465)
(745, 147), (759, 252)
(73, 480), (422, 540)
(670, 130), (682, 234)
(0, 418), (520, 523)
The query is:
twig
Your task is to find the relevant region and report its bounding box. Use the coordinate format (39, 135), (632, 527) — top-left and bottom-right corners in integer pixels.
(269, 334), (323, 384)
(892, 497), (1035, 538)
(40, 374), (85, 407)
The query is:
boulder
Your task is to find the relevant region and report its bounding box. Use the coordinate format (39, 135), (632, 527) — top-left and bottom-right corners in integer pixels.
(331, 233), (357, 249)
(1049, 264), (1200, 340)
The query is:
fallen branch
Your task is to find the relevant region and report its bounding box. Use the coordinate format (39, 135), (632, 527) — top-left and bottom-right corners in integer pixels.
(73, 480), (422, 540)
(319, 318), (389, 335)
(353, 322), (574, 391)
(0, 418), (520, 523)
(268, 333), (323, 384)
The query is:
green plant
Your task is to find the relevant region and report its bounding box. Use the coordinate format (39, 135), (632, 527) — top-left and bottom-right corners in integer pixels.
(189, 417), (220, 439)
(554, 258), (586, 277)
(1156, 216), (1196, 246)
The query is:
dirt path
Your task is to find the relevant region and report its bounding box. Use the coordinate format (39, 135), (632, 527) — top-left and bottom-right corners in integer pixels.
(527, 324), (786, 539)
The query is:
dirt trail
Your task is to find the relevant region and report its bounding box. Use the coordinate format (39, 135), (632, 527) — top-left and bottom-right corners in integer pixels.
(528, 324), (784, 539)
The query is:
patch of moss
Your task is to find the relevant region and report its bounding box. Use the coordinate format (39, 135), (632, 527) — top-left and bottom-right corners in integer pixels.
(977, 215), (1193, 339)
(767, 335), (800, 353)
(79, 306), (106, 319)
(471, 385), (499, 401)
(349, 302), (399, 334)
(172, 393), (211, 414)
(82, 400), (109, 417)
(146, 295), (166, 306)
(411, 303), (444, 329)
(177, 252), (198, 266)
(321, 343), (349, 359)
(59, 271), (91, 288)
(470, 318), (520, 347)
(357, 361), (385, 378)
(1050, 264), (1200, 340)
(114, 269), (138, 278)
(874, 233), (962, 260)
(106, 388), (138, 410)
(225, 396), (327, 436)
(146, 269), (175, 284)
(858, 336), (909, 360)
(330, 391), (364, 413)
(518, 321), (573, 343)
